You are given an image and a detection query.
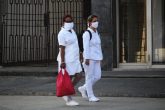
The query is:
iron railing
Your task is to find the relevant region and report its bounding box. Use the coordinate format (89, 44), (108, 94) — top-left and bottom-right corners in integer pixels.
(1, 0), (90, 66)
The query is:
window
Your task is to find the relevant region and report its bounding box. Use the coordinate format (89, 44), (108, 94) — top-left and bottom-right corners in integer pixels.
(119, 0), (147, 63)
(152, 0), (165, 64)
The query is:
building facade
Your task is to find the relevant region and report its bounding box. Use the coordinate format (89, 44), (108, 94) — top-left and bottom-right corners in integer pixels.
(92, 0), (165, 70)
(0, 0), (165, 70)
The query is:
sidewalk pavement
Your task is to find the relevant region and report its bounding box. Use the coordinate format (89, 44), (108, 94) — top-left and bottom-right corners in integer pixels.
(0, 96), (165, 110)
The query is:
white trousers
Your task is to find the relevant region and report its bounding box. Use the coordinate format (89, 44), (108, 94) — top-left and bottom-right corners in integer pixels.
(83, 60), (101, 98)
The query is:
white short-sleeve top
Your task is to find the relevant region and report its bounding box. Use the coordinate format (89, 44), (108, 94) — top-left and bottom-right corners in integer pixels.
(57, 27), (80, 63)
(83, 28), (103, 60)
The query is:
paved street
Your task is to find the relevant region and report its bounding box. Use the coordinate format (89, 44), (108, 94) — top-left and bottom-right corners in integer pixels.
(0, 96), (165, 110)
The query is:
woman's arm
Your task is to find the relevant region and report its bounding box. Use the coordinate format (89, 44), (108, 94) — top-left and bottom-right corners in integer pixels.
(83, 32), (90, 65)
(60, 45), (66, 68)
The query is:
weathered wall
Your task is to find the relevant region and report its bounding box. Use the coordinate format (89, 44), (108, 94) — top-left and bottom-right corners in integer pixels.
(91, 0), (113, 70)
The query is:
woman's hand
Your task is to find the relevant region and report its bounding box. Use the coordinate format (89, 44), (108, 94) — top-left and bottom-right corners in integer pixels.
(59, 45), (65, 68)
(60, 62), (66, 69)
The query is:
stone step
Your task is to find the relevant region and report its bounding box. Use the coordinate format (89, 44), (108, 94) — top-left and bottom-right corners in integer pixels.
(0, 66), (165, 78)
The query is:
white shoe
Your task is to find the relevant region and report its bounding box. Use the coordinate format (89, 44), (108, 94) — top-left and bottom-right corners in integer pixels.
(89, 97), (100, 102)
(66, 100), (79, 106)
(78, 86), (88, 98)
(62, 96), (69, 102)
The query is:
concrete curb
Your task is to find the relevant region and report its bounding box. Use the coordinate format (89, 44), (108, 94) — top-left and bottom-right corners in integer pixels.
(0, 67), (165, 78)
(0, 72), (57, 77)
(1, 71), (165, 78)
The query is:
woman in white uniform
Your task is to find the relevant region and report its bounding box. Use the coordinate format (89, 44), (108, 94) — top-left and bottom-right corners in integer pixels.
(78, 15), (103, 102)
(57, 15), (82, 106)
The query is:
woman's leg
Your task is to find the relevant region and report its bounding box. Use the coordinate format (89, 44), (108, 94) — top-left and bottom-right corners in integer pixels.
(92, 61), (101, 85)
(58, 61), (81, 106)
(71, 72), (83, 86)
(85, 60), (95, 98)
(84, 60), (99, 102)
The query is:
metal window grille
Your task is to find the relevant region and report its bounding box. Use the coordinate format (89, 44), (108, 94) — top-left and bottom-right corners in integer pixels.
(1, 0), (90, 66)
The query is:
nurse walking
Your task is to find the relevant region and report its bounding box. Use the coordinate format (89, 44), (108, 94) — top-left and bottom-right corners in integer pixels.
(57, 15), (82, 106)
(78, 15), (103, 102)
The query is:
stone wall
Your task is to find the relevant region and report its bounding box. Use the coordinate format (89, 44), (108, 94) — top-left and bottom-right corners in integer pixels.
(91, 0), (113, 70)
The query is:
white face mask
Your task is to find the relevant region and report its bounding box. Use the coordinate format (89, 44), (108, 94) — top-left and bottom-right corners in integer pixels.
(64, 22), (74, 30)
(91, 21), (99, 28)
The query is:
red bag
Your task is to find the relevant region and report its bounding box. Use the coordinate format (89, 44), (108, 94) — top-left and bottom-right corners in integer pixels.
(56, 69), (75, 97)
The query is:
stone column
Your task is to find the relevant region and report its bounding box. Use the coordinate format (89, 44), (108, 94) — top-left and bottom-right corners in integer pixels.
(0, 0), (3, 65)
(91, 0), (114, 70)
(0, 0), (7, 65)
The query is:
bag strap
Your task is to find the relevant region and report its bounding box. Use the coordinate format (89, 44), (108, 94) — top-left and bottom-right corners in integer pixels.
(86, 30), (92, 40)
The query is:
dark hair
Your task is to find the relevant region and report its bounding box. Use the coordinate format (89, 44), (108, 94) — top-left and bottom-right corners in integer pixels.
(63, 15), (73, 22)
(87, 15), (98, 22)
